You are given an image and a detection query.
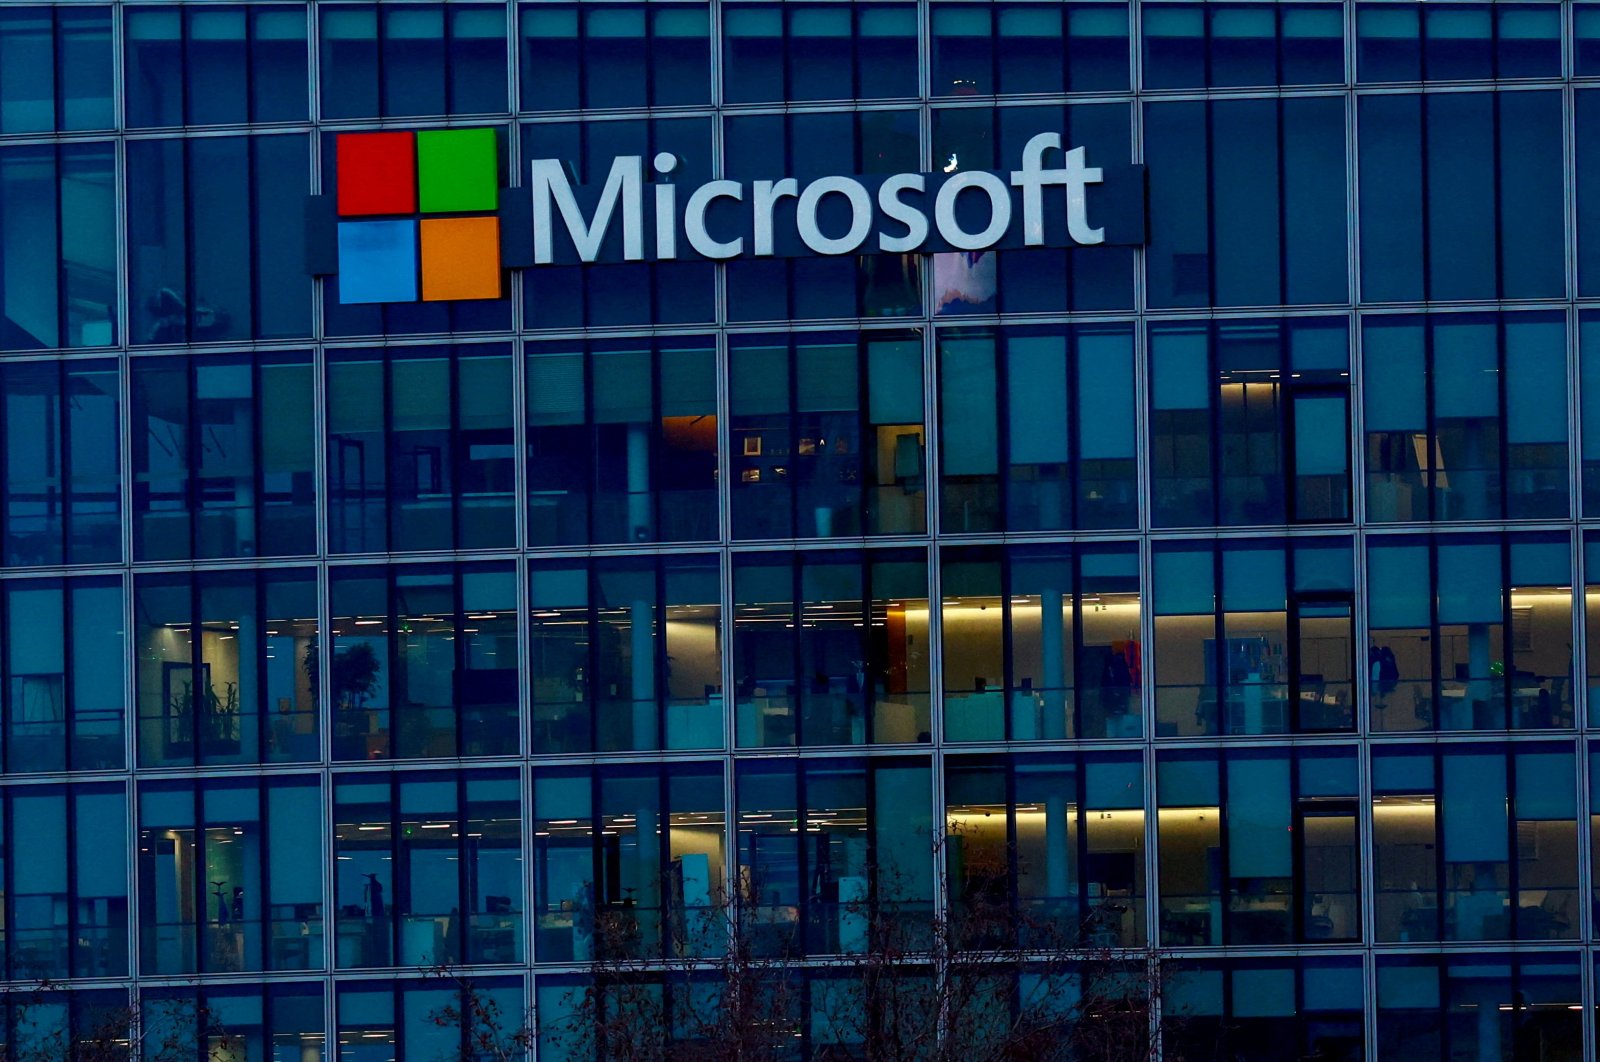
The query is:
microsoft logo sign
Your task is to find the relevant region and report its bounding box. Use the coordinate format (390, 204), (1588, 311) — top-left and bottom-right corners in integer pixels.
(306, 128), (1144, 299)
(327, 128), (503, 304)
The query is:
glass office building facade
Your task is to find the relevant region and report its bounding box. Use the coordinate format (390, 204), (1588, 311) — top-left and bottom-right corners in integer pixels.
(7, 0), (1600, 1057)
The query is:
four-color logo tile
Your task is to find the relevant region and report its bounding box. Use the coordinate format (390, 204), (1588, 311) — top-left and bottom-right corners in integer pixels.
(335, 128), (502, 304)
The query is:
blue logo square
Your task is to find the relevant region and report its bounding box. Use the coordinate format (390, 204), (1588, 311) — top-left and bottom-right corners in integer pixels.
(337, 220), (419, 304)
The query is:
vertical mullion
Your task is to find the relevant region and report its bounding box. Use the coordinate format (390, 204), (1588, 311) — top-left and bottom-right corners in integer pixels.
(252, 357), (267, 567)
(586, 560), (601, 753)
(858, 549), (872, 745)
(1207, 322), (1222, 531)
(650, 339), (663, 545)
(1275, 98), (1289, 307)
(998, 548), (1013, 742)
(187, 357), (200, 560)
(1431, 748), (1446, 940)
(454, 561), (468, 761)
(188, 572), (202, 771)
(381, 354), (395, 555)
(1069, 546), (1087, 741)
(447, 326), (463, 558)
(3, 789), (13, 981)
(1496, 316), (1512, 525)
(656, 556), (668, 751)
(65, 784), (78, 977)
(1211, 543), (1226, 737)
(791, 553), (804, 748)
(457, 773), (470, 966)
(1506, 748), (1521, 941)
(1427, 536), (1441, 736)
(255, 570), (268, 770)
(1288, 750), (1304, 944)
(1500, 534), (1515, 733)
(1065, 330), (1079, 532)
(191, 777), (206, 976)
(1216, 752), (1230, 946)
(256, 774), (270, 973)
(0, 573), (9, 777)
(60, 576), (74, 774)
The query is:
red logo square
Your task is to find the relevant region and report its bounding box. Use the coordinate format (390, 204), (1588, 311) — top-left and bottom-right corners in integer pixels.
(336, 132), (417, 217)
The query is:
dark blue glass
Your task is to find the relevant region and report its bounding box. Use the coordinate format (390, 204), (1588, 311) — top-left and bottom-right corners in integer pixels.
(319, 6), (379, 118)
(1379, 954), (1581, 1054)
(127, 6), (307, 127)
(1144, 100), (1209, 307)
(1212, 98), (1280, 306)
(2, 577), (125, 773)
(1165, 958), (1363, 1057)
(137, 777), (323, 973)
(321, 3), (503, 117)
(522, 5), (715, 110)
(1143, 4), (1205, 88)
(1150, 317), (1351, 529)
(1499, 91), (1564, 299)
(129, 136), (310, 344)
(997, 6), (1066, 94)
(527, 336), (718, 547)
(723, 5), (785, 102)
(251, 7), (309, 122)
(1496, 5), (1560, 79)
(1146, 97), (1347, 308)
(327, 347), (515, 555)
(190, 136), (254, 336)
(1579, 6), (1600, 76)
(133, 569), (321, 766)
(125, 8), (184, 126)
(532, 764), (726, 961)
(0, 9), (58, 133)
(1068, 4), (1131, 90)
(0, 7), (113, 134)
(584, 6), (647, 108)
(130, 351), (316, 562)
(1357, 93), (1422, 301)
(383, 6), (447, 116)
(519, 5), (579, 109)
(1356, 4), (1419, 81)
(1209, 5), (1277, 87)
(1283, 96), (1348, 303)
(730, 333), (925, 539)
(5, 784), (128, 979)
(186, 7), (249, 126)
(938, 325), (1139, 533)
(653, 6), (713, 104)
(790, 6), (854, 100)
(857, 5), (918, 97)
(1576, 92), (1600, 296)
(449, 5), (508, 113)
(931, 5), (995, 95)
(1426, 92), (1494, 300)
(1424, 5), (1492, 81)
(1280, 5), (1343, 85)
(0, 143), (117, 351)
(725, 0), (914, 103)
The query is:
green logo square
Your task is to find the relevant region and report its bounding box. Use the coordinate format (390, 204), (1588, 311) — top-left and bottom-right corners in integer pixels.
(417, 128), (499, 214)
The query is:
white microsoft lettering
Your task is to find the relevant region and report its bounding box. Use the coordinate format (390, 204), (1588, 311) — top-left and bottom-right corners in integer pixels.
(877, 173), (929, 253)
(796, 176), (873, 255)
(529, 136), (1108, 264)
(530, 155), (643, 263)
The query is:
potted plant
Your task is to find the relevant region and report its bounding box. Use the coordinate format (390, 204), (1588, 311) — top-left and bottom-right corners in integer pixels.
(304, 640), (383, 753)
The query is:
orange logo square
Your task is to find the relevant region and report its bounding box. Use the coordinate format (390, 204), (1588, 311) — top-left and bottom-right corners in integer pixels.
(419, 216), (503, 302)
